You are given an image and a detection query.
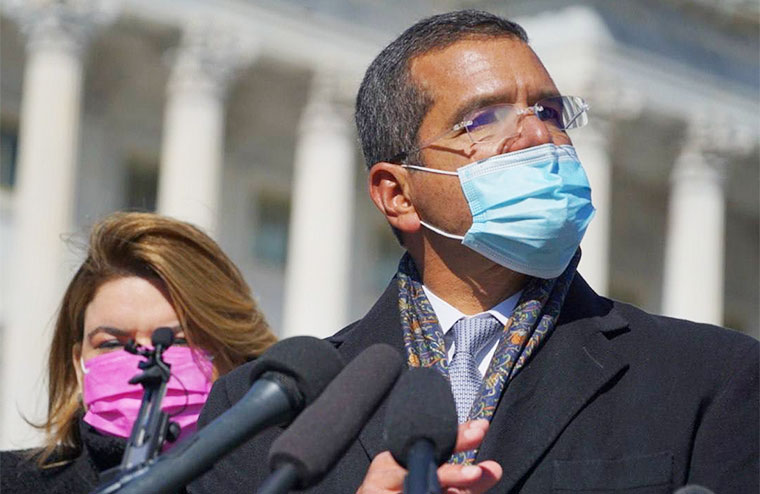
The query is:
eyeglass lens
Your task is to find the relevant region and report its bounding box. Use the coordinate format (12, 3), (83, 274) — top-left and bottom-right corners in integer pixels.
(463, 96), (587, 144)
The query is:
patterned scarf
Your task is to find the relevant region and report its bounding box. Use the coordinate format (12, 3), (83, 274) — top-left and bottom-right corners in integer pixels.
(397, 250), (580, 463)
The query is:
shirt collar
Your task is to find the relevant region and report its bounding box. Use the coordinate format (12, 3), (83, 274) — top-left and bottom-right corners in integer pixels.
(422, 285), (522, 335)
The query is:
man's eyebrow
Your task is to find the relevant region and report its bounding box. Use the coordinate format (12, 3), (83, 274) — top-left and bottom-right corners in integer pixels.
(448, 88), (563, 128)
(449, 93), (511, 128)
(533, 88), (562, 102)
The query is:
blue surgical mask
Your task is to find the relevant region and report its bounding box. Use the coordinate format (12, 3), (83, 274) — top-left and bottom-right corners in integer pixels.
(404, 143), (595, 279)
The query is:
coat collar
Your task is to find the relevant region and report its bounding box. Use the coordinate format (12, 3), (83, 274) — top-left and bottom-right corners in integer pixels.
(327, 280), (404, 364)
(330, 273), (630, 484)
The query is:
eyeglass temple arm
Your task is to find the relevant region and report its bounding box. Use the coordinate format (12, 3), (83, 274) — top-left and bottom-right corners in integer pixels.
(386, 151), (409, 164)
(561, 103), (589, 130)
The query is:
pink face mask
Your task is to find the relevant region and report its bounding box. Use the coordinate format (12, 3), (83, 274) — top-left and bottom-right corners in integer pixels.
(81, 346), (213, 448)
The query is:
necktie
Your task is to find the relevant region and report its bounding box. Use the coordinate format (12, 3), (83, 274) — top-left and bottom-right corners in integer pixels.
(449, 316), (503, 423)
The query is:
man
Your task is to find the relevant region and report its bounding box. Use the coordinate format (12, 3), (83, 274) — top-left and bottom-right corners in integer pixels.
(191, 10), (758, 493)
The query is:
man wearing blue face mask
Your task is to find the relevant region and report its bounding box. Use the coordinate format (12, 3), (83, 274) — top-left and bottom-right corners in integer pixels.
(190, 10), (758, 494)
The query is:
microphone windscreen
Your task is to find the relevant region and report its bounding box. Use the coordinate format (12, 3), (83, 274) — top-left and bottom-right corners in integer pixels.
(384, 367), (457, 467)
(268, 343), (403, 488)
(152, 327), (175, 348)
(674, 486), (715, 494)
(248, 336), (345, 406)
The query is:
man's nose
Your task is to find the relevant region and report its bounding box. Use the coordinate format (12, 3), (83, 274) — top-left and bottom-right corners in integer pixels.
(497, 113), (561, 154)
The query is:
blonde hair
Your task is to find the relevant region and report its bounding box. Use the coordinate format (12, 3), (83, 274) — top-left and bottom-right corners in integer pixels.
(39, 212), (276, 465)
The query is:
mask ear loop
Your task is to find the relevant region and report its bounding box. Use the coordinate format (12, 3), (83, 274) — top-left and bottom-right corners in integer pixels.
(78, 356), (90, 411)
(400, 164), (467, 240)
(402, 164), (458, 176)
(419, 220), (466, 240)
(80, 355), (90, 374)
(165, 347), (212, 418)
(166, 370), (190, 418)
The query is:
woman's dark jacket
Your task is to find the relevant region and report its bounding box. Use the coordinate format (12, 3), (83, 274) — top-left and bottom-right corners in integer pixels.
(1, 419), (124, 494)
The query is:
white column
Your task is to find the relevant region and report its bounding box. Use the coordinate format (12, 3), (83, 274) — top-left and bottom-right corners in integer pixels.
(157, 24), (246, 235)
(572, 80), (643, 296)
(0, 1), (109, 449)
(662, 122), (729, 325)
(575, 114), (612, 295)
(281, 73), (356, 339)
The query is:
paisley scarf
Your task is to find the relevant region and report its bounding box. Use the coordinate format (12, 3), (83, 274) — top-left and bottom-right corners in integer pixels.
(397, 250), (580, 463)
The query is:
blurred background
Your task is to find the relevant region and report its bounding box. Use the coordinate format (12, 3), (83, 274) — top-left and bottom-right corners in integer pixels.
(0, 0), (757, 449)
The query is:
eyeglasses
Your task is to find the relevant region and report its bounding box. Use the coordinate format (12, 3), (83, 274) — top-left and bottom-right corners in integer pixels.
(390, 95), (589, 163)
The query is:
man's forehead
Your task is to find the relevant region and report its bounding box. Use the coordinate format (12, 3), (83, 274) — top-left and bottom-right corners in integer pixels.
(408, 36), (556, 121)
(415, 37), (548, 87)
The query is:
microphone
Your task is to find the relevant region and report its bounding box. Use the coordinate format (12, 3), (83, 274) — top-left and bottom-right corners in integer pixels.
(674, 486), (715, 494)
(118, 326), (177, 472)
(91, 336), (344, 494)
(151, 326), (174, 351)
(258, 344), (404, 494)
(384, 367), (458, 494)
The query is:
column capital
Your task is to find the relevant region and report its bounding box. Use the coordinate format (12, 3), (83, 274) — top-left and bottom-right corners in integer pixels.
(673, 116), (756, 185)
(298, 70), (353, 137)
(684, 115), (755, 157)
(571, 76), (641, 155)
(5, 0), (117, 57)
(166, 22), (257, 101)
(582, 76), (644, 126)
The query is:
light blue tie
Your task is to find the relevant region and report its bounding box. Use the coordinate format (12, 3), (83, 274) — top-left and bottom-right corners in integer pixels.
(449, 316), (503, 423)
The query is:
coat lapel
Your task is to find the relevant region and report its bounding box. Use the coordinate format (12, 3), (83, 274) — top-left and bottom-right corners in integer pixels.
(330, 273), (630, 488)
(477, 275), (630, 492)
(328, 281), (406, 461)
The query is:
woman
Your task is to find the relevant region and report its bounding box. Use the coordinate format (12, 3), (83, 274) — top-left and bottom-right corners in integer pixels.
(1, 212), (277, 493)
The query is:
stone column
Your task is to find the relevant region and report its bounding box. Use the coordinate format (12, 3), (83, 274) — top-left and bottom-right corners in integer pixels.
(574, 84), (640, 295)
(662, 119), (752, 325)
(0, 0), (112, 449)
(574, 112), (613, 295)
(662, 121), (728, 325)
(281, 73), (356, 339)
(157, 24), (247, 235)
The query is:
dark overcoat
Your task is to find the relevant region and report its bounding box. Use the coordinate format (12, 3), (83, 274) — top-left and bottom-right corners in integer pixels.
(189, 275), (759, 493)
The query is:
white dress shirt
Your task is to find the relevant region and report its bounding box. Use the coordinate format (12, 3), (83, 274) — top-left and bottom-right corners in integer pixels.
(422, 285), (522, 376)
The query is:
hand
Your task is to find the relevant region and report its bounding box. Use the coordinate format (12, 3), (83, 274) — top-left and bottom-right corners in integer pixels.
(356, 420), (502, 494)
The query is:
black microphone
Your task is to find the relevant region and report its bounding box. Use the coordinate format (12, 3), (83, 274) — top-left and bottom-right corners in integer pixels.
(118, 326), (177, 472)
(384, 367), (458, 494)
(673, 486), (715, 494)
(151, 326), (175, 350)
(259, 344), (404, 494)
(91, 336), (344, 494)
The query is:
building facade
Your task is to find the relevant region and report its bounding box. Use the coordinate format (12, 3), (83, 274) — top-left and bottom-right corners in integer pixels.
(1, 0), (757, 449)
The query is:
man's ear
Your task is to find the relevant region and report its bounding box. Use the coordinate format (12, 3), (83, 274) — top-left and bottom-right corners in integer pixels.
(368, 162), (421, 234)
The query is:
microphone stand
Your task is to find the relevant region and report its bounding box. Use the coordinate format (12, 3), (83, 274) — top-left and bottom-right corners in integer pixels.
(92, 328), (180, 493)
(403, 440), (441, 494)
